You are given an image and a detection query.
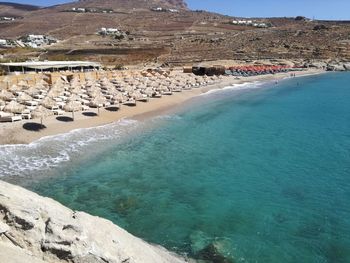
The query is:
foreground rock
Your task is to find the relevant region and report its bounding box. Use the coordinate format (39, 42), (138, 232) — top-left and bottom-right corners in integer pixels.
(0, 181), (190, 263)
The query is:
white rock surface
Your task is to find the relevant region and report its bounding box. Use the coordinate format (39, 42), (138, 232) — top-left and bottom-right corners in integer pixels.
(0, 180), (190, 263)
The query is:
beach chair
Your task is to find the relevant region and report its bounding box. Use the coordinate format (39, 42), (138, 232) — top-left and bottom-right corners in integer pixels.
(53, 109), (65, 115)
(82, 105), (90, 111)
(21, 112), (32, 120)
(0, 115), (22, 122)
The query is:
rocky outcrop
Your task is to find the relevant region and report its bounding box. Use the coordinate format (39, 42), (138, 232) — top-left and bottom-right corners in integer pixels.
(0, 181), (190, 263)
(326, 64), (346, 71)
(303, 61), (350, 71)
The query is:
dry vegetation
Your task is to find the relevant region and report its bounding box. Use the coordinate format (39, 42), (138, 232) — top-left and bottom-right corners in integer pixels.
(0, 0), (349, 66)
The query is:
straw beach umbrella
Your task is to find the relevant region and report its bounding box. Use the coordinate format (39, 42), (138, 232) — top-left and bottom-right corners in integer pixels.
(17, 93), (33, 103)
(112, 92), (126, 104)
(41, 97), (57, 109)
(0, 99), (5, 109)
(8, 84), (21, 94)
(47, 88), (63, 99)
(89, 95), (106, 115)
(64, 100), (82, 120)
(68, 94), (82, 102)
(3, 101), (25, 114)
(32, 106), (54, 126)
(0, 90), (15, 101)
(25, 86), (40, 97)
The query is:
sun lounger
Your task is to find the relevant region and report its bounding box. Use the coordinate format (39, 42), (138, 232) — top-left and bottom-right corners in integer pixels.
(82, 105), (90, 111)
(0, 111), (10, 117)
(56, 102), (66, 109)
(53, 109), (65, 115)
(54, 97), (63, 102)
(50, 106), (59, 111)
(34, 94), (45, 99)
(0, 115), (22, 122)
(25, 100), (39, 106)
(26, 106), (37, 111)
(81, 99), (90, 105)
(21, 113), (31, 119)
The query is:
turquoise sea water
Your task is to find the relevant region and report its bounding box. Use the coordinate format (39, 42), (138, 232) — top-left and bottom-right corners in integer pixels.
(2, 73), (350, 262)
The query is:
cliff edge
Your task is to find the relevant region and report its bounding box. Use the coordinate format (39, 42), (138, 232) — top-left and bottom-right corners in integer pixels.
(0, 180), (190, 263)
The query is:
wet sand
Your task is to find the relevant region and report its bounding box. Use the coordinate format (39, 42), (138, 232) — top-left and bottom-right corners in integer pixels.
(0, 69), (323, 145)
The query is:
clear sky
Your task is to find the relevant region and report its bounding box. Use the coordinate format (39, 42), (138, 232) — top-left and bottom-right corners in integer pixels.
(2, 0), (350, 20)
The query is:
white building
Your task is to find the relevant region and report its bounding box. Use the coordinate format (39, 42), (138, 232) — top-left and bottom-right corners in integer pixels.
(232, 19), (269, 28)
(71, 7), (86, 12)
(0, 39), (7, 46)
(20, 35), (58, 48)
(99, 27), (120, 35)
(0, 17), (15, 21)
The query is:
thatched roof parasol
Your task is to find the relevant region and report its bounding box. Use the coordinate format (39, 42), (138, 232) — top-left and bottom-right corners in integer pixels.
(41, 97), (57, 109)
(8, 84), (21, 94)
(32, 106), (54, 125)
(25, 86), (41, 96)
(0, 90), (15, 101)
(64, 100), (82, 120)
(3, 101), (25, 114)
(17, 93), (33, 103)
(64, 100), (82, 112)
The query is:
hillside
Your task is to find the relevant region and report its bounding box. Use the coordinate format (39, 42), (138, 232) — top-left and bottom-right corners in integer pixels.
(70, 0), (188, 9)
(0, 0), (349, 66)
(0, 2), (39, 17)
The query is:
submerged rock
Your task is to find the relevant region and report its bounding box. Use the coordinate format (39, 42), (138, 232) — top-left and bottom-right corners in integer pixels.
(0, 181), (190, 263)
(196, 242), (234, 263)
(189, 230), (212, 255)
(114, 195), (139, 216)
(191, 236), (235, 263)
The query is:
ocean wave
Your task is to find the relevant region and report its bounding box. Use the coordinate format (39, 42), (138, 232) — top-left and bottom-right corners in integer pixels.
(200, 81), (264, 96)
(0, 118), (139, 178)
(152, 114), (183, 121)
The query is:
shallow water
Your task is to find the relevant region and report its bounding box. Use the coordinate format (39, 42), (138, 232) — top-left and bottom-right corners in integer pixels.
(2, 73), (350, 262)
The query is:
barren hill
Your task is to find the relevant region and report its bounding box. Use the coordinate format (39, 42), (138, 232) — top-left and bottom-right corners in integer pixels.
(0, 2), (39, 17)
(58, 0), (188, 10)
(0, 0), (349, 66)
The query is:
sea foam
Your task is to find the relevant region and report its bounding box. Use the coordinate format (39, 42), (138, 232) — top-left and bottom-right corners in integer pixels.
(0, 118), (139, 178)
(201, 81), (265, 96)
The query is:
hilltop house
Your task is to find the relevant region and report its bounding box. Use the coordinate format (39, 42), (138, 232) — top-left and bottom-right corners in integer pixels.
(151, 7), (165, 12)
(151, 7), (179, 13)
(0, 39), (17, 48)
(0, 17), (16, 21)
(98, 28), (120, 36)
(72, 7), (86, 12)
(232, 19), (269, 28)
(19, 35), (58, 48)
(98, 27), (128, 40)
(69, 7), (113, 13)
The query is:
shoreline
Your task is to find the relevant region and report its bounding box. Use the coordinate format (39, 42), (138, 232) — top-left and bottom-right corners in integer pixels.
(0, 69), (324, 145)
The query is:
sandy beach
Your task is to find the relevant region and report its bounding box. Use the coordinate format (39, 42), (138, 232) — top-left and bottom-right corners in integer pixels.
(0, 69), (323, 145)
